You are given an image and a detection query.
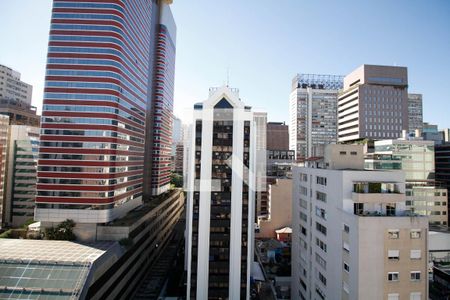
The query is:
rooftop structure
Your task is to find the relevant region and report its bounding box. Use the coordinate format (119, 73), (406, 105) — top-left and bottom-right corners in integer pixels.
(0, 239), (116, 299)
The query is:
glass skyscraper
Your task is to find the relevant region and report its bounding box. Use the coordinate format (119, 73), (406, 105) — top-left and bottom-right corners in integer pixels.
(36, 0), (176, 225)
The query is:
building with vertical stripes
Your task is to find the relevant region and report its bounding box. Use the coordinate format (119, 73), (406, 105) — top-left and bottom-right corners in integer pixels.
(185, 86), (258, 299)
(36, 0), (176, 226)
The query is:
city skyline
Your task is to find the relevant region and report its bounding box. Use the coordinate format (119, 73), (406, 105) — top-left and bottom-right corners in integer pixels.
(1, 0), (450, 127)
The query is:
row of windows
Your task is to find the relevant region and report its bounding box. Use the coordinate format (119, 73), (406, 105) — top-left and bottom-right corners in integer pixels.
(388, 229), (422, 239)
(387, 271), (421, 282)
(388, 249), (421, 260)
(43, 105), (145, 124)
(44, 92), (146, 111)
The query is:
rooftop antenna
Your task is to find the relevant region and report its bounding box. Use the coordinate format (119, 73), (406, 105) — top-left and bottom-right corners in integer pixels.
(226, 67), (230, 87)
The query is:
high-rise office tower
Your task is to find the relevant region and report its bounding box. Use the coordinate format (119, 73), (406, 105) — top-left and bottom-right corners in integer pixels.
(0, 64), (33, 104)
(292, 144), (428, 300)
(407, 93), (423, 134)
(185, 86), (258, 299)
(338, 65), (409, 142)
(146, 5), (177, 196)
(289, 74), (343, 162)
(365, 138), (448, 226)
(36, 0), (176, 225)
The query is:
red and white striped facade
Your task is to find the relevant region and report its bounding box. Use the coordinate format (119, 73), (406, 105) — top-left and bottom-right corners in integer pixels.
(149, 20), (176, 195)
(36, 0), (176, 224)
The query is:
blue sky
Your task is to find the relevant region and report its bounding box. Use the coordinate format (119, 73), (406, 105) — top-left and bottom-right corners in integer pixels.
(1, 0), (449, 126)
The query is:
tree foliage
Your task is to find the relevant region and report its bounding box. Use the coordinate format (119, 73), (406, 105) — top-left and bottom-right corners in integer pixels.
(44, 219), (76, 241)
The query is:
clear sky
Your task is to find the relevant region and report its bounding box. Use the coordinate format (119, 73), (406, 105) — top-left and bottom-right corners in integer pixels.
(1, 0), (449, 127)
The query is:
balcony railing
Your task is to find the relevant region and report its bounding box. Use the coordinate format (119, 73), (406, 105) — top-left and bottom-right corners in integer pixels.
(353, 182), (401, 194)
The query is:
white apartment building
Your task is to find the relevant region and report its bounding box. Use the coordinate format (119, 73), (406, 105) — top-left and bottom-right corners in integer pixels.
(289, 74), (343, 161)
(338, 65), (409, 142)
(0, 64), (32, 104)
(292, 144), (428, 300)
(185, 86), (261, 299)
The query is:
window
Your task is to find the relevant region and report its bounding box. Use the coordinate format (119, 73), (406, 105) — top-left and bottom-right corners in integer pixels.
(318, 271), (327, 286)
(388, 294), (399, 300)
(388, 229), (399, 239)
(410, 271), (421, 281)
(388, 250), (399, 260)
(410, 230), (421, 239)
(300, 173), (308, 182)
(343, 242), (350, 253)
(316, 238), (327, 253)
(410, 250), (421, 259)
(350, 151), (357, 155)
(315, 253), (326, 270)
(317, 176), (327, 186)
(316, 191), (327, 203)
(316, 222), (327, 236)
(339, 151), (346, 155)
(301, 226), (307, 236)
(300, 199), (308, 209)
(300, 212), (307, 222)
(410, 292), (421, 300)
(315, 206), (327, 220)
(300, 186), (308, 196)
(344, 262), (350, 272)
(388, 272), (399, 281)
(344, 224), (350, 233)
(343, 282), (349, 294)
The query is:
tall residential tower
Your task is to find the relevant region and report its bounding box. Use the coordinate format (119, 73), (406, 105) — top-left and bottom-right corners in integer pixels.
(289, 74), (343, 162)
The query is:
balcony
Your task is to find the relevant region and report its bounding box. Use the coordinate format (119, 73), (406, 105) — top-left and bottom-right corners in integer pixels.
(352, 182), (404, 203)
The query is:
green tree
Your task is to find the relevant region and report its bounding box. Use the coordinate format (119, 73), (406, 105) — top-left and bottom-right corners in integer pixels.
(45, 219), (76, 241)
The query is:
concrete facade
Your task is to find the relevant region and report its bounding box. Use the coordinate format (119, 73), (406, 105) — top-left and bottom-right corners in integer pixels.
(290, 74), (343, 161)
(185, 86), (258, 299)
(0, 64), (32, 104)
(257, 179), (292, 239)
(292, 144), (428, 300)
(338, 65), (409, 142)
(267, 122), (289, 151)
(408, 94), (423, 134)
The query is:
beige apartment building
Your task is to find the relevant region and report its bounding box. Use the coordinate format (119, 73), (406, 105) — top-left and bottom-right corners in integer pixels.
(257, 178), (292, 239)
(292, 144), (428, 300)
(338, 65), (409, 142)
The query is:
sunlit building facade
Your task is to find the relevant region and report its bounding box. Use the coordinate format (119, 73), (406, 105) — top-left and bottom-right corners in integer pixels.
(185, 86), (258, 299)
(365, 139), (448, 225)
(289, 74), (343, 162)
(36, 0), (176, 225)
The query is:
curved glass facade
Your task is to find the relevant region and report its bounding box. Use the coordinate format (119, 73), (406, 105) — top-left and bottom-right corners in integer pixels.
(38, 0), (158, 217)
